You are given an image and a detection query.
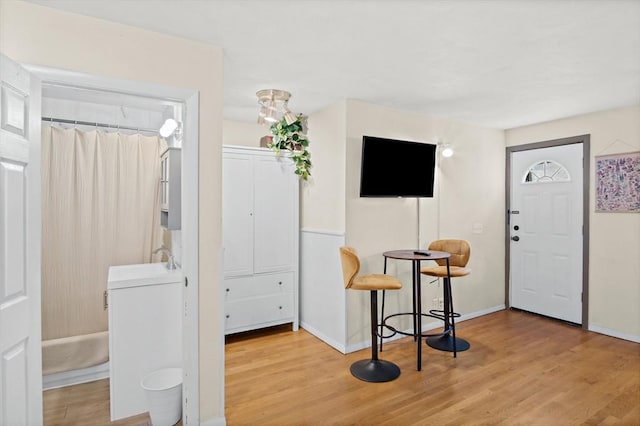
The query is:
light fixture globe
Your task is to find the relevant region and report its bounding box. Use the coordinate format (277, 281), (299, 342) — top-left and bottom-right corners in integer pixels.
(283, 108), (298, 125)
(441, 145), (454, 158)
(256, 89), (292, 125)
(159, 118), (179, 138)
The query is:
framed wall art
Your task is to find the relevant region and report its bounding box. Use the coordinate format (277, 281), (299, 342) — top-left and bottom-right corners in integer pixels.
(595, 151), (640, 213)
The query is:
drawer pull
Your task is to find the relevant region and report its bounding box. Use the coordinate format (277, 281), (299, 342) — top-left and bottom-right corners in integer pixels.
(278, 281), (282, 285)
(279, 306), (282, 310)
(226, 314), (230, 318)
(226, 288), (230, 292)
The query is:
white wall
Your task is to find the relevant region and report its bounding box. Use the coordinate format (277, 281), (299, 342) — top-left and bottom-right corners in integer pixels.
(222, 119), (267, 147)
(296, 102), (348, 351)
(226, 100), (507, 351)
(345, 100), (506, 347)
(506, 105), (640, 341)
(0, 2), (225, 423)
(303, 101), (347, 232)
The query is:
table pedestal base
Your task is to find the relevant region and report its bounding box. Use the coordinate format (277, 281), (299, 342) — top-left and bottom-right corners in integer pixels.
(350, 359), (401, 383)
(426, 334), (470, 352)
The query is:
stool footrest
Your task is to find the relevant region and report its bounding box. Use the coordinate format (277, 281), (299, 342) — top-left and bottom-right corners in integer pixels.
(376, 323), (398, 340)
(382, 312), (453, 339)
(428, 308), (461, 319)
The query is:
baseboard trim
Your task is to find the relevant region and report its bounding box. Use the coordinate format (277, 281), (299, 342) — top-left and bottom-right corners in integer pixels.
(458, 304), (506, 322)
(300, 322), (346, 354)
(588, 324), (640, 343)
(200, 416), (227, 426)
(43, 362), (109, 390)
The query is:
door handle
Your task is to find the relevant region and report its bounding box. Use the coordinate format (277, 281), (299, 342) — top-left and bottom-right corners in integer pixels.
(511, 236), (520, 242)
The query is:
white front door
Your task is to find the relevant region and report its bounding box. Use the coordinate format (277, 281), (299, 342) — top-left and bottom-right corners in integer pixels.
(0, 54), (43, 425)
(510, 143), (583, 324)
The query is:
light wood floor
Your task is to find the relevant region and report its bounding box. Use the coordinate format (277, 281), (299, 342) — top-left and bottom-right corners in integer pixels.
(43, 379), (154, 426)
(225, 310), (640, 425)
(45, 309), (640, 425)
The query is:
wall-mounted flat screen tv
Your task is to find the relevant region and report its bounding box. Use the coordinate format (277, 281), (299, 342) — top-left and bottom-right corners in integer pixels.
(360, 136), (436, 198)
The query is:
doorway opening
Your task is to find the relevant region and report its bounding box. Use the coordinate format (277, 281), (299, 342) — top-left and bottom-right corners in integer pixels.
(40, 82), (184, 392)
(505, 135), (590, 329)
(26, 65), (201, 424)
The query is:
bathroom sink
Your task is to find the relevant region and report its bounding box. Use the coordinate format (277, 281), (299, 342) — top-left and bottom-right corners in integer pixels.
(107, 262), (183, 290)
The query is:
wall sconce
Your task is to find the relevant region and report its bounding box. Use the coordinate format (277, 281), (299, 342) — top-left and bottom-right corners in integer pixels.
(159, 118), (179, 138)
(257, 89), (297, 125)
(440, 143), (454, 158)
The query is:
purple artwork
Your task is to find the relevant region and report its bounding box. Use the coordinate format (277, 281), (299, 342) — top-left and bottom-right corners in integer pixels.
(595, 151), (640, 212)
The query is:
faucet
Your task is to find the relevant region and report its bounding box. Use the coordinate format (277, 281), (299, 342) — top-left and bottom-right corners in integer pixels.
(153, 246), (178, 270)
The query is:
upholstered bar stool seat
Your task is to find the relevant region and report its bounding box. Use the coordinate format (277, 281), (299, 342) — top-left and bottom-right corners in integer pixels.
(421, 239), (471, 354)
(340, 247), (402, 382)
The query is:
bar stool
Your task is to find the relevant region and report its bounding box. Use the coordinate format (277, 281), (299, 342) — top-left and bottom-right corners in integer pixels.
(420, 239), (471, 355)
(339, 246), (403, 382)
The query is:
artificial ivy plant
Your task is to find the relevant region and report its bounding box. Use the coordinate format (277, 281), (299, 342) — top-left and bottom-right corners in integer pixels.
(267, 114), (312, 180)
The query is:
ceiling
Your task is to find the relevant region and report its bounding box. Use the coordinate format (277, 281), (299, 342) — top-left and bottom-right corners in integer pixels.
(27, 0), (640, 129)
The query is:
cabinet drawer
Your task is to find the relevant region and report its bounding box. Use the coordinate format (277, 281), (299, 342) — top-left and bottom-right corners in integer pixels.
(223, 272), (293, 301)
(225, 294), (293, 332)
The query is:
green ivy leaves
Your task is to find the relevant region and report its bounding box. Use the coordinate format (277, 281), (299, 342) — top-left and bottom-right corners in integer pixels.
(267, 114), (312, 180)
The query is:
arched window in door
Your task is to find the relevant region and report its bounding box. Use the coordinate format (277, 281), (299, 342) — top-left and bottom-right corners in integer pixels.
(523, 160), (571, 183)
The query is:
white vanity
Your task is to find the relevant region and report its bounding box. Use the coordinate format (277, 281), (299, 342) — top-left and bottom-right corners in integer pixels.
(107, 263), (183, 421)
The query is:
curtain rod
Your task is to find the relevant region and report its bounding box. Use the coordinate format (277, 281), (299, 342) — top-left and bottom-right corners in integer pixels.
(42, 116), (158, 134)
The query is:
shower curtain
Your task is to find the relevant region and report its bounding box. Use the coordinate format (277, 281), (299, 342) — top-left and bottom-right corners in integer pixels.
(41, 126), (165, 375)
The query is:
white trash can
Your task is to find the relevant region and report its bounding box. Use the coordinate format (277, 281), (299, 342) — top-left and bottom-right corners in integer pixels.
(141, 367), (183, 426)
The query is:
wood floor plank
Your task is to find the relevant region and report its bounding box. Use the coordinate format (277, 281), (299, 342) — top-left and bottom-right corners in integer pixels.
(224, 309), (640, 425)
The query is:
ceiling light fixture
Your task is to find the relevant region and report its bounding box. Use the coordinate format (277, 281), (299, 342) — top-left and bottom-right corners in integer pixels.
(256, 89), (292, 125)
(283, 104), (298, 125)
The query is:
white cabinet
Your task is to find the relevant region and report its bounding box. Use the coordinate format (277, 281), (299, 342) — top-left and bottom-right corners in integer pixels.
(107, 263), (183, 421)
(222, 146), (299, 334)
(160, 147), (181, 230)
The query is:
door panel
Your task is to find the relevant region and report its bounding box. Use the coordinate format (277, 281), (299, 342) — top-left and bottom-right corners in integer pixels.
(0, 54), (42, 426)
(510, 143), (583, 324)
(222, 153), (254, 277)
(1, 162), (26, 297)
(253, 156), (296, 274)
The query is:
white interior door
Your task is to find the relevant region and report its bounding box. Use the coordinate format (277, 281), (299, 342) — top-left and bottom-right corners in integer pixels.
(0, 54), (43, 425)
(510, 143), (583, 324)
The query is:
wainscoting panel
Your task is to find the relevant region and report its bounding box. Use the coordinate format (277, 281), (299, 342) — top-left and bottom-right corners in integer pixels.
(299, 229), (346, 353)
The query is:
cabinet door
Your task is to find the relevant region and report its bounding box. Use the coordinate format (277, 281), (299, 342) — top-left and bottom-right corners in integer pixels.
(222, 154), (254, 277)
(253, 155), (298, 274)
(108, 282), (182, 420)
(160, 153), (169, 211)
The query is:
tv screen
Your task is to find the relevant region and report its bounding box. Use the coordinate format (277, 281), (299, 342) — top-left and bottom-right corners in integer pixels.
(360, 136), (436, 198)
